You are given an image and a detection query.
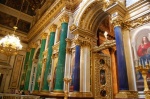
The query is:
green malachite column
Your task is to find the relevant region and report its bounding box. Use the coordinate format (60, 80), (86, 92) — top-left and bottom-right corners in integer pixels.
(54, 14), (69, 91)
(20, 48), (30, 90)
(24, 43), (37, 91)
(34, 33), (47, 91)
(42, 24), (57, 91)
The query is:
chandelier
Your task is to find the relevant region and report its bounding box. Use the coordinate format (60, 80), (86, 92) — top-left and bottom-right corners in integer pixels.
(0, 26), (22, 55)
(0, 0), (24, 56)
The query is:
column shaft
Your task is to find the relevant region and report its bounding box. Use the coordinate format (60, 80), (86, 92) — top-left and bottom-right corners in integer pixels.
(20, 51), (30, 90)
(72, 45), (80, 91)
(54, 22), (68, 91)
(80, 44), (90, 92)
(34, 39), (46, 91)
(114, 26), (129, 90)
(24, 48), (35, 90)
(20, 52), (30, 90)
(42, 32), (55, 91)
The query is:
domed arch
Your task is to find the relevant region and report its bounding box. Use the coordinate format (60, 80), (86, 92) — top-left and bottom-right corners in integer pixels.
(74, 0), (110, 34)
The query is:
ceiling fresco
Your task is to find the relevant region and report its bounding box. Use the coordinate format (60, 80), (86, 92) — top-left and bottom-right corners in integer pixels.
(0, 11), (30, 33)
(0, 0), (46, 16)
(0, 0), (56, 34)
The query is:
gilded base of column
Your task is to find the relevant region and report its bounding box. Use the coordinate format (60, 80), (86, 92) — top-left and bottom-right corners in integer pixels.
(53, 90), (64, 93)
(145, 91), (150, 99)
(115, 91), (138, 98)
(69, 92), (93, 98)
(40, 90), (50, 95)
(32, 90), (39, 95)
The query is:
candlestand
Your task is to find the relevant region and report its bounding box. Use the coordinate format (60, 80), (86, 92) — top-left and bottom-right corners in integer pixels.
(135, 65), (150, 91)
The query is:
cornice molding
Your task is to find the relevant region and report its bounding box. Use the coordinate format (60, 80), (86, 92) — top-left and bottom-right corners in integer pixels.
(70, 24), (95, 39)
(122, 14), (150, 30)
(27, 0), (67, 41)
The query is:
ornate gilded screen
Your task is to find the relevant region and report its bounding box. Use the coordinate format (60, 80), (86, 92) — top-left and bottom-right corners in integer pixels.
(92, 53), (112, 99)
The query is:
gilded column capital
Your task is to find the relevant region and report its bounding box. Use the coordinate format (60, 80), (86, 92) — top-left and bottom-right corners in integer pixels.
(66, 48), (72, 54)
(60, 14), (69, 23)
(26, 47), (31, 52)
(30, 42), (38, 48)
(42, 58), (47, 64)
(43, 49), (48, 58)
(81, 40), (91, 47)
(111, 17), (123, 27)
(49, 24), (57, 32)
(66, 38), (71, 46)
(74, 38), (82, 46)
(41, 32), (48, 39)
(52, 53), (59, 59)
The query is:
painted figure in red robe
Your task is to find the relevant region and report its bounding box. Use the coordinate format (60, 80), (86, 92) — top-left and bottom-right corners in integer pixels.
(137, 36), (150, 66)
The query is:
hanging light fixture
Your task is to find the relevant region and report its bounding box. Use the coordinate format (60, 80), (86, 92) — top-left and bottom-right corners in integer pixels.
(0, 0), (24, 56)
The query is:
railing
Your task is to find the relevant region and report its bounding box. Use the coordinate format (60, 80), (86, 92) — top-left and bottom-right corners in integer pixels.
(0, 93), (40, 99)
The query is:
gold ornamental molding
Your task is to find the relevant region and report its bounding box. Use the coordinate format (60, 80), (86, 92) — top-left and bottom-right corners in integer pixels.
(49, 24), (57, 32)
(122, 14), (150, 29)
(115, 91), (138, 98)
(145, 91), (150, 99)
(111, 14), (150, 29)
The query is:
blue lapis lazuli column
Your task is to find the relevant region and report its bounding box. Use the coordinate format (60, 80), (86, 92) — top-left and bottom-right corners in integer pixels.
(114, 26), (129, 90)
(72, 45), (80, 91)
